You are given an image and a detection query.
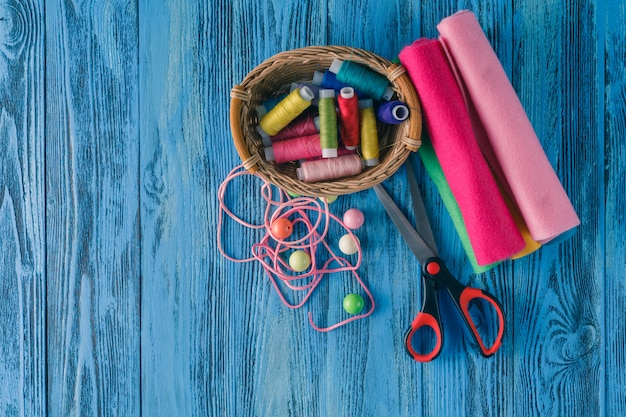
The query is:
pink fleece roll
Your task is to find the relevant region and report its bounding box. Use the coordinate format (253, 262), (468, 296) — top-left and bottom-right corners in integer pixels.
(437, 10), (580, 243)
(399, 39), (525, 266)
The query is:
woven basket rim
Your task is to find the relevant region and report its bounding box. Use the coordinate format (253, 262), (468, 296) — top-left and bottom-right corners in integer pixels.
(230, 45), (422, 196)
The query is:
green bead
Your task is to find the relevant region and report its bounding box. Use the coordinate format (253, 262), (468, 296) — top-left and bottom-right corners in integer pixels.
(319, 195), (338, 204)
(289, 250), (311, 272)
(287, 190), (300, 198)
(343, 293), (365, 315)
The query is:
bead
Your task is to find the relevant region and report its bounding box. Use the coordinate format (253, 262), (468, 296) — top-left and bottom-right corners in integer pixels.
(318, 195), (338, 204)
(343, 208), (364, 229)
(289, 250), (311, 272)
(338, 234), (359, 255)
(287, 190), (300, 198)
(271, 217), (293, 239)
(343, 293), (365, 315)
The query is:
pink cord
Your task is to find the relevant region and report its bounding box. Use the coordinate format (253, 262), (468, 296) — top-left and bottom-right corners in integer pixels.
(217, 165), (375, 331)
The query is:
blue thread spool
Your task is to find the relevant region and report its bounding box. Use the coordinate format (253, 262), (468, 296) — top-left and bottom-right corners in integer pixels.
(329, 59), (394, 101)
(313, 70), (349, 91)
(376, 100), (409, 124)
(313, 71), (366, 98)
(255, 94), (287, 119)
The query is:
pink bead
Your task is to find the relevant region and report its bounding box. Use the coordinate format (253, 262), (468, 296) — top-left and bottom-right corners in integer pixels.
(343, 208), (364, 229)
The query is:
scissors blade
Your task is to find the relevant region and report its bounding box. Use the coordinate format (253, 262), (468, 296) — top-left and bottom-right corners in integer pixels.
(406, 162), (439, 257)
(373, 184), (436, 265)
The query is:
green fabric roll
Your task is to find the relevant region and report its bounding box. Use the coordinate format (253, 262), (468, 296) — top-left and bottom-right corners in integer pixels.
(418, 137), (499, 274)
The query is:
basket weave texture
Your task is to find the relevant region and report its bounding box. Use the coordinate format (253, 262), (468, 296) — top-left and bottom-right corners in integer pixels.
(230, 46), (422, 196)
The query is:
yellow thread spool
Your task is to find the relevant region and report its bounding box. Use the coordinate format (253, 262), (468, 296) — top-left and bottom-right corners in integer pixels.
(258, 87), (314, 137)
(359, 99), (379, 166)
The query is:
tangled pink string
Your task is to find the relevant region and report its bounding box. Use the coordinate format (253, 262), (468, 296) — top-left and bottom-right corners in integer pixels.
(217, 165), (375, 331)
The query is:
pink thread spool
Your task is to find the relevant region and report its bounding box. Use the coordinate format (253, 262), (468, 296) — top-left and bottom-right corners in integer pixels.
(265, 134), (323, 164)
(262, 114), (321, 146)
(296, 154), (364, 183)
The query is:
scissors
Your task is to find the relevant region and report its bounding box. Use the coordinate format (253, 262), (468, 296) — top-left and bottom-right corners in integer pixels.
(373, 162), (505, 362)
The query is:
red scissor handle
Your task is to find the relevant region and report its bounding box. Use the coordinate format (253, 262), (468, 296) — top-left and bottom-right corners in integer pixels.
(404, 277), (442, 362)
(458, 287), (505, 357)
(421, 258), (505, 359)
(404, 312), (443, 362)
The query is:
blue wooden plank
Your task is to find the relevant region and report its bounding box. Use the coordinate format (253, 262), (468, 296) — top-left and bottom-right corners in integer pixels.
(511, 0), (605, 416)
(44, 1), (140, 415)
(139, 0), (220, 415)
(603, 0), (626, 414)
(0, 1), (46, 416)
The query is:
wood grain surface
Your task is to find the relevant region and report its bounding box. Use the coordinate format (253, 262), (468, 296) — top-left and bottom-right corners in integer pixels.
(0, 0), (624, 416)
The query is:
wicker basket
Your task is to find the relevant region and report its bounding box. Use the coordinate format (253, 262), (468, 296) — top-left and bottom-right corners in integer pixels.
(230, 46), (422, 196)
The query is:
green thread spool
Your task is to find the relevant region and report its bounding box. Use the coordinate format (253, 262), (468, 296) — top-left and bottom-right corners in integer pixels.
(318, 89), (338, 158)
(359, 99), (379, 166)
(258, 87), (314, 137)
(329, 59), (394, 101)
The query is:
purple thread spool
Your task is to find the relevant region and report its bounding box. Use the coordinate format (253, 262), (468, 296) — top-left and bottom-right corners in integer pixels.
(376, 100), (409, 124)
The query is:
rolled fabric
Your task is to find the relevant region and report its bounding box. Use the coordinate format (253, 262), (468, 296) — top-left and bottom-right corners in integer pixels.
(437, 10), (580, 243)
(418, 138), (499, 274)
(399, 38), (525, 266)
(439, 39), (542, 259)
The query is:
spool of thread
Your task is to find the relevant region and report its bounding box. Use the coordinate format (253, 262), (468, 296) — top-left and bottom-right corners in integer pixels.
(376, 100), (409, 124)
(359, 99), (379, 166)
(329, 59), (394, 101)
(296, 154), (364, 183)
(265, 134), (323, 163)
(337, 87), (360, 150)
(255, 94), (287, 119)
(303, 146), (356, 162)
(313, 70), (351, 92)
(318, 89), (338, 158)
(291, 82), (321, 106)
(262, 114), (321, 146)
(258, 87), (315, 138)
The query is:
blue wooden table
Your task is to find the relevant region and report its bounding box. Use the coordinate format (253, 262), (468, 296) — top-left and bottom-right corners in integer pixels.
(0, 0), (624, 415)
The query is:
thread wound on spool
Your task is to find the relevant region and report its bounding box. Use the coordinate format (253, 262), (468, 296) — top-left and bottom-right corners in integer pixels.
(265, 113), (320, 146)
(377, 100), (409, 124)
(266, 134), (323, 163)
(338, 87), (360, 150)
(331, 59), (393, 101)
(318, 89), (338, 158)
(297, 154), (364, 183)
(359, 99), (379, 166)
(259, 87), (314, 137)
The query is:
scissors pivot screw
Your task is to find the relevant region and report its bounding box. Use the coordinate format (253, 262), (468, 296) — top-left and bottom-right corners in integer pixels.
(426, 261), (441, 275)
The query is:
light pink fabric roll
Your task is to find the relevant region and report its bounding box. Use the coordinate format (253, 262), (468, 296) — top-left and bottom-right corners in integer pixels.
(437, 10), (580, 243)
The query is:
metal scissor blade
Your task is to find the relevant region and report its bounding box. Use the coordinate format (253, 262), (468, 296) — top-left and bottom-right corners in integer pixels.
(406, 162), (439, 257)
(373, 184), (436, 265)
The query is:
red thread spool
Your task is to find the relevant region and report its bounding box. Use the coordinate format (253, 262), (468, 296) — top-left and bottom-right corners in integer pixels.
(337, 87), (360, 150)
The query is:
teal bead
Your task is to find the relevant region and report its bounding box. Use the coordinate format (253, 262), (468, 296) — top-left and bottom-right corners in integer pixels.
(343, 293), (365, 315)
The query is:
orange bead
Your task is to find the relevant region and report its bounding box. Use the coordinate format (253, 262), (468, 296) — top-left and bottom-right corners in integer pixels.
(271, 218), (293, 239)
